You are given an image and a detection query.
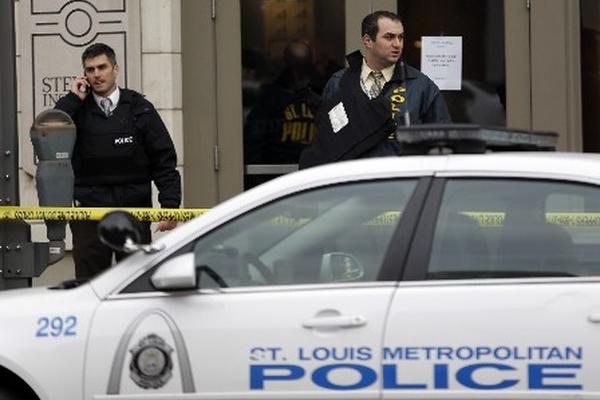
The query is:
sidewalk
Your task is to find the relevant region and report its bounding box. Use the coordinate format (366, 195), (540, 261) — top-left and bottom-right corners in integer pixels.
(32, 253), (75, 287)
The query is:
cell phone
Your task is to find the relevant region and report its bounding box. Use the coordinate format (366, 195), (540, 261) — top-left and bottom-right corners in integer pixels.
(79, 79), (90, 94)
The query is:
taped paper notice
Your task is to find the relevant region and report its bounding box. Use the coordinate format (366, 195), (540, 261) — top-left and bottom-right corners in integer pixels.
(421, 36), (462, 90)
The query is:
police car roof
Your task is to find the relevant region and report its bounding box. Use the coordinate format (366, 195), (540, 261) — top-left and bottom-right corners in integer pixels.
(294, 152), (600, 183)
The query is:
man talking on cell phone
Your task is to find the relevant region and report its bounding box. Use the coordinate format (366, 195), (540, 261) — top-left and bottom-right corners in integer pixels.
(54, 43), (181, 280)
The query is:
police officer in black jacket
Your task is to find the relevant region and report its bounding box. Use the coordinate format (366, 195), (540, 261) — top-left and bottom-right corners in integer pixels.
(55, 43), (181, 279)
(299, 10), (451, 168)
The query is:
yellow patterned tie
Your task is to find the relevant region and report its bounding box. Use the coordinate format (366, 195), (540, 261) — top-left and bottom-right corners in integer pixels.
(369, 71), (384, 99)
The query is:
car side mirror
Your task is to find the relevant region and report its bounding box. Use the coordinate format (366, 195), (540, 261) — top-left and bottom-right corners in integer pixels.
(151, 253), (197, 290)
(320, 252), (365, 282)
(97, 211), (141, 253)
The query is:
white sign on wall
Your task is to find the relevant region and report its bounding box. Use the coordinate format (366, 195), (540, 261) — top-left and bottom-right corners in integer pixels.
(18, 0), (140, 176)
(420, 36), (462, 91)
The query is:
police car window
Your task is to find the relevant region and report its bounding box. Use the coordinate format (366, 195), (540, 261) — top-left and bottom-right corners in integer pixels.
(192, 179), (416, 288)
(122, 179), (416, 293)
(428, 179), (600, 280)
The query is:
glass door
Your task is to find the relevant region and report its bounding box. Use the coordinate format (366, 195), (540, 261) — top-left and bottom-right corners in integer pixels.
(240, 0), (345, 189)
(581, 0), (600, 152)
(397, 0), (507, 126)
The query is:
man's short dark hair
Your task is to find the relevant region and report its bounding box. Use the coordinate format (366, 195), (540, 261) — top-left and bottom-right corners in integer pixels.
(81, 43), (117, 66)
(361, 10), (403, 40)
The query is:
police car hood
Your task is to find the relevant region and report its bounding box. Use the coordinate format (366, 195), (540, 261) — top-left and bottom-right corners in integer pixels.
(0, 284), (99, 313)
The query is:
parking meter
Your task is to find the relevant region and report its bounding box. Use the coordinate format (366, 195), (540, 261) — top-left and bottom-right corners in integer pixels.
(30, 109), (76, 264)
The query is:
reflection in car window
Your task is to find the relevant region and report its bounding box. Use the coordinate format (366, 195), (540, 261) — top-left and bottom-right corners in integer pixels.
(192, 180), (416, 288)
(428, 179), (600, 280)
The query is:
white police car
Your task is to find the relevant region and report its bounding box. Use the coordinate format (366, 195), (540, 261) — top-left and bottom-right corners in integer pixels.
(2, 127), (600, 399)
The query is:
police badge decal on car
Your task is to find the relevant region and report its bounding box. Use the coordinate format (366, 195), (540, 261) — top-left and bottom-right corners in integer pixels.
(106, 309), (195, 395)
(129, 334), (174, 389)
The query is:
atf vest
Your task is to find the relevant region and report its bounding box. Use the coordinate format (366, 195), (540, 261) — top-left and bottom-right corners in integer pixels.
(298, 64), (399, 168)
(245, 85), (321, 164)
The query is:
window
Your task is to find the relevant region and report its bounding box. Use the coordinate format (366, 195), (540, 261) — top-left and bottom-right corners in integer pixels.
(241, 0), (345, 189)
(428, 179), (600, 279)
(193, 180), (416, 288)
(397, 0), (506, 125)
(123, 179), (417, 293)
(581, 0), (600, 151)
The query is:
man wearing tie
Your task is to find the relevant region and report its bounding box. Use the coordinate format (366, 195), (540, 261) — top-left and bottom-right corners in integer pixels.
(299, 10), (451, 168)
(55, 43), (181, 280)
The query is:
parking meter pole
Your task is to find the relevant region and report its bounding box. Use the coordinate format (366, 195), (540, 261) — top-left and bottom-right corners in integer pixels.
(0, 1), (33, 289)
(30, 110), (76, 265)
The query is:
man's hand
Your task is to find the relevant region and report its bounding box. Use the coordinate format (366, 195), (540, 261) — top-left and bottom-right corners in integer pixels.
(71, 76), (90, 100)
(155, 220), (178, 232)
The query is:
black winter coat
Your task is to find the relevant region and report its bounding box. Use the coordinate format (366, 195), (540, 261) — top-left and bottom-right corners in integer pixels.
(55, 89), (181, 208)
(299, 51), (451, 168)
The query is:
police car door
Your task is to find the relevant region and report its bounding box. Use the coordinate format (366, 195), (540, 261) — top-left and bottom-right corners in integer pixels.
(84, 178), (423, 399)
(383, 177), (600, 399)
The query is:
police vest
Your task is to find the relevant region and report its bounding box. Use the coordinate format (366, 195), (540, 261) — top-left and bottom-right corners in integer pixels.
(72, 98), (152, 186)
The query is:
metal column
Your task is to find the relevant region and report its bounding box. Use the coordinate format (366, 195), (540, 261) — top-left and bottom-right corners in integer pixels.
(0, 0), (35, 289)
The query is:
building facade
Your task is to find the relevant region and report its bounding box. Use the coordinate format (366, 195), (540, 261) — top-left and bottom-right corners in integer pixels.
(11, 0), (599, 282)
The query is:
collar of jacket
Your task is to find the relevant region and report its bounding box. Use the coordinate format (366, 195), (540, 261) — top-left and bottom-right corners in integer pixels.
(345, 50), (418, 83)
(83, 87), (146, 115)
(87, 87), (141, 105)
(112, 87), (139, 105)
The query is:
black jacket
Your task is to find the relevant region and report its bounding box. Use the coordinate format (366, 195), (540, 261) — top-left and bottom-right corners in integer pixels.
(244, 73), (321, 164)
(55, 89), (181, 208)
(299, 51), (451, 168)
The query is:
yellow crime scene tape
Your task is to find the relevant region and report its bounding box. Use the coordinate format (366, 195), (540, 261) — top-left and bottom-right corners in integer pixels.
(0, 206), (209, 222)
(2, 206), (600, 228)
(464, 212), (600, 227)
(365, 212), (600, 227)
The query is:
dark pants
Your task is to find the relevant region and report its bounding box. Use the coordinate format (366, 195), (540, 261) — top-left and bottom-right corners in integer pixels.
(70, 220), (152, 280)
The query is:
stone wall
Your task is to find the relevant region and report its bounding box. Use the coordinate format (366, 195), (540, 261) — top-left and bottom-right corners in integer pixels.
(13, 0), (183, 284)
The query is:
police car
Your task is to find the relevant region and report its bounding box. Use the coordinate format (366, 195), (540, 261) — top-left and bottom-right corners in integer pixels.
(2, 126), (600, 399)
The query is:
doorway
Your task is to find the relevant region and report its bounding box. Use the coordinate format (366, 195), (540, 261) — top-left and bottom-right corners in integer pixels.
(581, 0), (600, 152)
(240, 0), (346, 189)
(397, 0), (507, 126)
